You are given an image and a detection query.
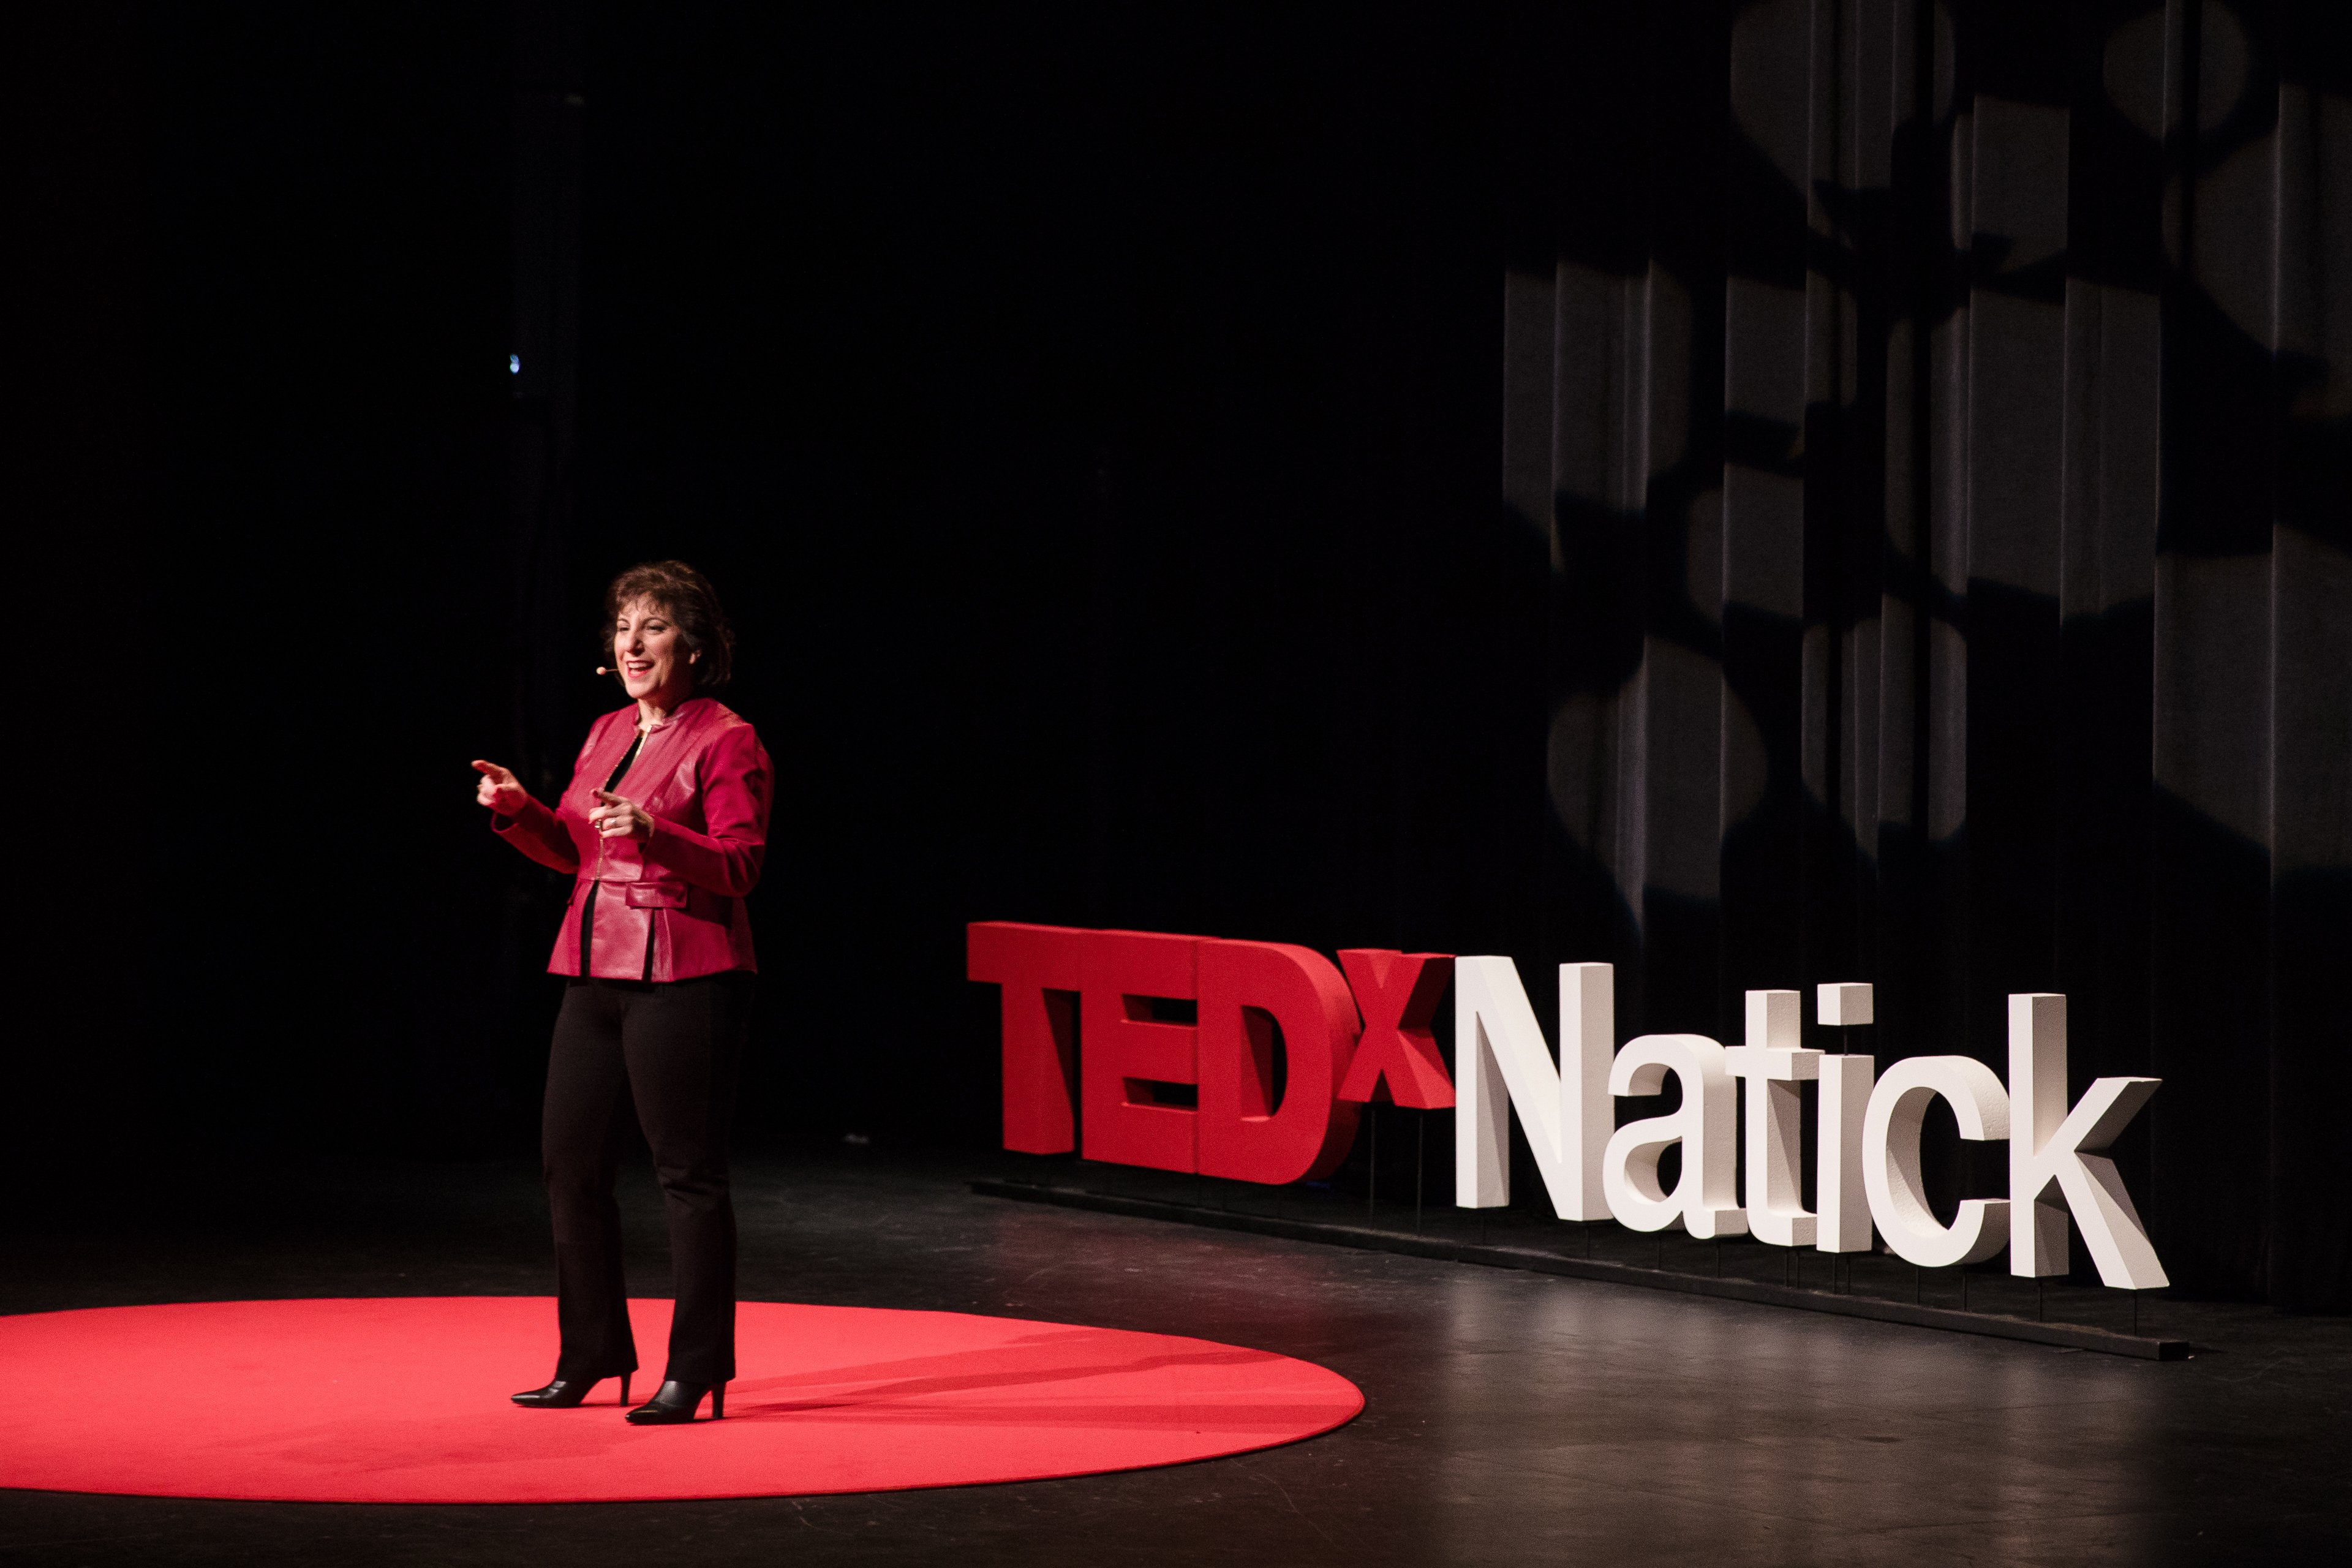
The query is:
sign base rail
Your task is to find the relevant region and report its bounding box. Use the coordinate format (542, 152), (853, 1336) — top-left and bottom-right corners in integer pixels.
(972, 1177), (2192, 1362)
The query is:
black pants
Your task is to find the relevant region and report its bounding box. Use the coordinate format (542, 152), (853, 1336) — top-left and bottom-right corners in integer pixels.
(542, 972), (753, 1384)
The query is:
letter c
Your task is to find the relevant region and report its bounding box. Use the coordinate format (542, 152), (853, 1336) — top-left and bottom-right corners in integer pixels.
(1862, 1055), (2012, 1269)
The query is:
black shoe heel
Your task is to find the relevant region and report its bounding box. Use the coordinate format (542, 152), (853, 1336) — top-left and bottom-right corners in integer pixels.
(625, 1379), (723, 1424)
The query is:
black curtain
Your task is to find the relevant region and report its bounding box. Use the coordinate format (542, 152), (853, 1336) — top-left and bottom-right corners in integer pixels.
(1502, 0), (2348, 1310)
(19, 1), (2340, 1313)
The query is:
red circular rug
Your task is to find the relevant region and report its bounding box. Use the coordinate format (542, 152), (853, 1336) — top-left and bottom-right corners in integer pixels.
(0, 1298), (1362, 1504)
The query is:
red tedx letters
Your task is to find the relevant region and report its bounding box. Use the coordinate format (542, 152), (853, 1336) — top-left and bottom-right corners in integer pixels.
(968, 923), (1456, 1184)
(1334, 949), (1456, 1109)
(1079, 930), (1205, 1172)
(965, 922), (1085, 1154)
(1198, 941), (1362, 1185)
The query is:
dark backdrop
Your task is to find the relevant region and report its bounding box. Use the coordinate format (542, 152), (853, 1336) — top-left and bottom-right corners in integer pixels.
(15, 2), (2346, 1311)
(21, 4), (1518, 1175)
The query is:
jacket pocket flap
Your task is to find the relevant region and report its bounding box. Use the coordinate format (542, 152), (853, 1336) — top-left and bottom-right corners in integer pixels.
(623, 880), (689, 909)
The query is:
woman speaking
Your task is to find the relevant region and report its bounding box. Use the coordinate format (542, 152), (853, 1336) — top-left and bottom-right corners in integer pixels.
(472, 560), (772, 1425)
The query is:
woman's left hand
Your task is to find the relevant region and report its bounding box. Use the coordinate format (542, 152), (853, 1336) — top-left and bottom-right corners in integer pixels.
(589, 789), (654, 841)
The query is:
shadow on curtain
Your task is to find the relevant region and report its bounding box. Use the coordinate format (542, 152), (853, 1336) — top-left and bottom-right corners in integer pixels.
(1500, 0), (2348, 1309)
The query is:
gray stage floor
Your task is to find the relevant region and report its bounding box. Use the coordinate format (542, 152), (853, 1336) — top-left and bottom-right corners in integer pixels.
(2, 1148), (2346, 1566)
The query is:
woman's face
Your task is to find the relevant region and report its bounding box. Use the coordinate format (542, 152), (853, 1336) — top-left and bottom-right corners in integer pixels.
(612, 597), (695, 703)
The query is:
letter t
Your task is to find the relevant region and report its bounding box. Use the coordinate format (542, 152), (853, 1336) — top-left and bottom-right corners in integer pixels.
(1724, 990), (1820, 1248)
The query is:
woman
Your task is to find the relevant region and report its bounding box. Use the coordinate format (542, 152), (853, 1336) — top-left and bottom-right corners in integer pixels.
(472, 560), (772, 1425)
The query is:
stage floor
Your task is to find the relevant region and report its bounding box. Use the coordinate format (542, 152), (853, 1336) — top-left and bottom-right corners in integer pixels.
(4, 1148), (2348, 1566)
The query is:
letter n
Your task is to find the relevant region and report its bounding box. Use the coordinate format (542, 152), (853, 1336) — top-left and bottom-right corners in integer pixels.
(1454, 957), (1611, 1221)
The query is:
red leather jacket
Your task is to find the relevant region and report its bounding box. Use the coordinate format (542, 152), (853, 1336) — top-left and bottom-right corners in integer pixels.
(492, 697), (772, 981)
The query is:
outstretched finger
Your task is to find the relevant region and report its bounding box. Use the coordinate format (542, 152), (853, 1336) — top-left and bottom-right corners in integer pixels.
(592, 788), (625, 805)
(471, 760), (508, 778)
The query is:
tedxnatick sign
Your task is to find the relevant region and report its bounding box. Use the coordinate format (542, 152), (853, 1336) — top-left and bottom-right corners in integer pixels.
(968, 922), (2168, 1292)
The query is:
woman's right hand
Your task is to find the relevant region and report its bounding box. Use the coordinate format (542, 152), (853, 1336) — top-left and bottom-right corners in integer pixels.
(472, 760), (528, 815)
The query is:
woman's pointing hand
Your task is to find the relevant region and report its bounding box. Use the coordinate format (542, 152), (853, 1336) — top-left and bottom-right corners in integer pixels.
(472, 760), (526, 815)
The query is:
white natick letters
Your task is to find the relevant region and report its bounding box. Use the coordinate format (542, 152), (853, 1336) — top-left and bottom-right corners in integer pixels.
(1558, 963), (1615, 1222)
(1604, 1033), (1745, 1238)
(1724, 991), (1819, 1247)
(1451, 961), (2168, 1290)
(2008, 993), (2169, 1289)
(1453, 957), (1611, 1221)
(1817, 982), (1874, 1025)
(1814, 985), (1875, 1254)
(1863, 1054), (2013, 1268)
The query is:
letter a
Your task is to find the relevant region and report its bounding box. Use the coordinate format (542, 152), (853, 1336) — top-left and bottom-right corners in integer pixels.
(1602, 1034), (1745, 1239)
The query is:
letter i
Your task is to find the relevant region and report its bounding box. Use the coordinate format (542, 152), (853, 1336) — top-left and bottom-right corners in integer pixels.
(1815, 983), (1875, 1254)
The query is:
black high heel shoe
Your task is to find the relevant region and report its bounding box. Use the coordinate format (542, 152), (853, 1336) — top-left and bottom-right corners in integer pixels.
(625, 1379), (726, 1424)
(511, 1372), (632, 1408)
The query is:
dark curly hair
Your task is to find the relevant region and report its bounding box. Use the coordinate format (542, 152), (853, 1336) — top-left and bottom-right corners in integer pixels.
(603, 560), (735, 691)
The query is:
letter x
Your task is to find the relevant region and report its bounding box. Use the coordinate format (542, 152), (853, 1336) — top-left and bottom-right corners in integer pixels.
(1335, 949), (1455, 1108)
